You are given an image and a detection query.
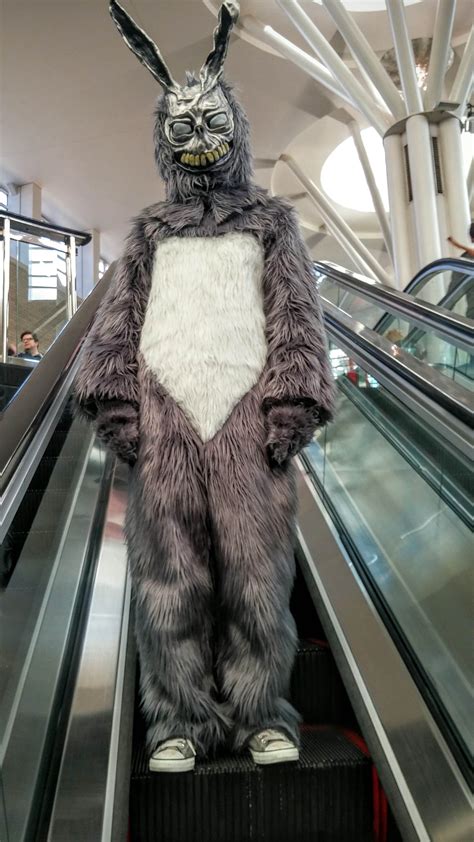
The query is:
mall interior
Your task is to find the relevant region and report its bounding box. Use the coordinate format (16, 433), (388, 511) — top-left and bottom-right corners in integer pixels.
(0, 0), (472, 840)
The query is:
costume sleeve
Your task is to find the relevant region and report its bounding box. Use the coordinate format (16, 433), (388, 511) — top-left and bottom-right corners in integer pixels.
(261, 204), (335, 424)
(74, 216), (153, 418)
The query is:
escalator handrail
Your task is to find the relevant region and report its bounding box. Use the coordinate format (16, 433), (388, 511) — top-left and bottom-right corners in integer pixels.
(0, 262), (116, 493)
(322, 300), (474, 433)
(0, 210), (92, 246)
(314, 262), (473, 352)
(314, 257), (474, 296)
(401, 256), (474, 296)
(374, 271), (473, 338)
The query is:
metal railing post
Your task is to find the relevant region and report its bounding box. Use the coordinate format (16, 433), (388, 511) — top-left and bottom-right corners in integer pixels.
(66, 235), (78, 319)
(1, 217), (11, 363)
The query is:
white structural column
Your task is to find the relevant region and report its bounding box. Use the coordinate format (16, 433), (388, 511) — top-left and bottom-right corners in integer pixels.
(281, 154), (393, 285)
(349, 122), (394, 261)
(383, 134), (415, 288)
(8, 182), (42, 218)
(321, 0), (405, 120)
(241, 16), (355, 108)
(438, 117), (471, 248)
(468, 157), (474, 208)
(424, 0), (456, 111)
(405, 115), (442, 268)
(385, 0), (423, 114)
(276, 0), (390, 134)
(449, 26), (474, 115)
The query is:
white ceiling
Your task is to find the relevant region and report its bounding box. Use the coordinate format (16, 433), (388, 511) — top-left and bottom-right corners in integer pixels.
(0, 0), (471, 264)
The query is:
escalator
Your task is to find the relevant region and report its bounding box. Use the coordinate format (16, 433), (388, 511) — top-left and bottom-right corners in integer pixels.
(0, 258), (471, 841)
(314, 257), (473, 388)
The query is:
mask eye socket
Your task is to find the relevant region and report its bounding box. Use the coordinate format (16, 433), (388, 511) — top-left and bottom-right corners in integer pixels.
(170, 120), (194, 140)
(206, 112), (228, 131)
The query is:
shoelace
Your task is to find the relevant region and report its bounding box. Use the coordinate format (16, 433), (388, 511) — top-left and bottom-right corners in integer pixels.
(157, 738), (190, 755)
(258, 729), (288, 746)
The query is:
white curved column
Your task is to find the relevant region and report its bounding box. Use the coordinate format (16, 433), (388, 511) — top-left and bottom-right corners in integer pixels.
(241, 15), (355, 108)
(281, 154), (392, 285)
(349, 122), (394, 262)
(276, 0), (390, 134)
(438, 117), (471, 247)
(406, 115), (442, 268)
(383, 134), (416, 288)
(385, 0), (423, 114)
(424, 0), (456, 111)
(321, 0), (405, 120)
(449, 26), (474, 115)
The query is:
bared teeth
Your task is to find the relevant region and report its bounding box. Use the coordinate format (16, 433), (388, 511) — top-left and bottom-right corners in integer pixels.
(180, 143), (230, 166)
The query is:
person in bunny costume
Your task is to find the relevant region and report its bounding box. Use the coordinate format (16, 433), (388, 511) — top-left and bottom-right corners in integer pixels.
(75, 0), (334, 772)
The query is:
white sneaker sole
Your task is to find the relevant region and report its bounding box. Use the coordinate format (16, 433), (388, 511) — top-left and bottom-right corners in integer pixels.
(149, 756), (195, 773)
(250, 747), (299, 766)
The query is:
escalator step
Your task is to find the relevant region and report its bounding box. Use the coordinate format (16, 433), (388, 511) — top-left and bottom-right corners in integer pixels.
(25, 457), (80, 491)
(291, 641), (356, 729)
(130, 727), (373, 842)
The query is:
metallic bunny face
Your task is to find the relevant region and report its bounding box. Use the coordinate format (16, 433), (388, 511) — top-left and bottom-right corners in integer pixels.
(164, 85), (234, 172)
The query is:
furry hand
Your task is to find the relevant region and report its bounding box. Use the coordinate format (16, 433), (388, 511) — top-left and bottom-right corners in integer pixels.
(96, 401), (139, 465)
(265, 400), (323, 466)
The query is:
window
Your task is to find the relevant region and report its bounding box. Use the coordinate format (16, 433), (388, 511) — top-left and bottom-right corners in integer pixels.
(27, 240), (67, 302)
(0, 186), (8, 211)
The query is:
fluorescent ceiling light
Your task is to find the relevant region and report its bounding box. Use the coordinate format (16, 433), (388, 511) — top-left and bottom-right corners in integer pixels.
(321, 128), (389, 213)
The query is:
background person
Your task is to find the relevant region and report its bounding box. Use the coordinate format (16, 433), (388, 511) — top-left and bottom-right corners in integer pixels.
(16, 331), (43, 360)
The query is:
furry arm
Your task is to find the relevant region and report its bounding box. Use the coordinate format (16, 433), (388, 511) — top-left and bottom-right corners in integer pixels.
(262, 205), (335, 464)
(95, 400), (139, 465)
(74, 215), (152, 459)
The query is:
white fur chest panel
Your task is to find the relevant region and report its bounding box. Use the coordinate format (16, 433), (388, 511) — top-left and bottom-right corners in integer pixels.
(140, 232), (267, 441)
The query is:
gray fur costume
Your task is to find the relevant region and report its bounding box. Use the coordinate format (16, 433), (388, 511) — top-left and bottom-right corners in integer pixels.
(75, 0), (335, 757)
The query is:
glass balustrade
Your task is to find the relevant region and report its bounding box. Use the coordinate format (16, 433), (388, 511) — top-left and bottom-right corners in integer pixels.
(0, 212), (90, 407)
(315, 265), (474, 390)
(304, 341), (473, 765)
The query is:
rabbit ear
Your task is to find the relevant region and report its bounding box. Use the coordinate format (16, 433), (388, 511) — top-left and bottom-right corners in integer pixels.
(200, 1), (239, 87)
(109, 0), (179, 93)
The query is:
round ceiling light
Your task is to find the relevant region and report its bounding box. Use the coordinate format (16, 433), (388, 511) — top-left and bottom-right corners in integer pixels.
(320, 128), (389, 213)
(320, 127), (473, 214)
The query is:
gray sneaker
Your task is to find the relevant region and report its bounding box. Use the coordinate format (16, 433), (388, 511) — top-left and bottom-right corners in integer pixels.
(149, 738), (196, 773)
(248, 729), (299, 765)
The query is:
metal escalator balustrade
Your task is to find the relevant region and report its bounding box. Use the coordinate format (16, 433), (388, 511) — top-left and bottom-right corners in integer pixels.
(300, 299), (472, 809)
(0, 260), (116, 842)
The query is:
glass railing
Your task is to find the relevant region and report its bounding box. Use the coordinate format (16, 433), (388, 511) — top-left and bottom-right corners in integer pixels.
(405, 258), (474, 317)
(0, 212), (90, 399)
(314, 261), (474, 390)
(304, 331), (473, 775)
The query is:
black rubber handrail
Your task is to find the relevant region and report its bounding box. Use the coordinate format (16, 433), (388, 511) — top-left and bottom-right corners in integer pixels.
(313, 257), (474, 298)
(375, 265), (473, 337)
(0, 262), (115, 492)
(0, 211), (91, 246)
(403, 257), (474, 296)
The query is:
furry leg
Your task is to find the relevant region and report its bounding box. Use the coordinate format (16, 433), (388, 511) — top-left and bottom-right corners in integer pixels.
(204, 389), (301, 751)
(126, 376), (232, 755)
